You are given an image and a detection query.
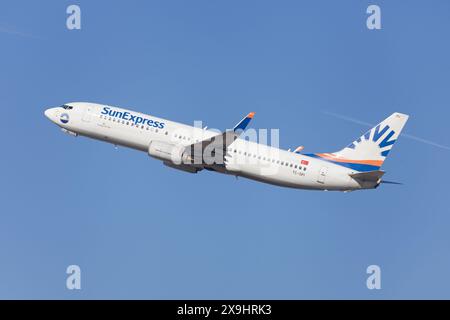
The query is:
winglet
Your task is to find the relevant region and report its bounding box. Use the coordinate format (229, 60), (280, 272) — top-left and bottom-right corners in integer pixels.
(233, 112), (255, 132)
(294, 146), (304, 153)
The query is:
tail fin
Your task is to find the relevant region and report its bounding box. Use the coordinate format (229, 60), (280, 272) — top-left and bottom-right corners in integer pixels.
(307, 113), (409, 172)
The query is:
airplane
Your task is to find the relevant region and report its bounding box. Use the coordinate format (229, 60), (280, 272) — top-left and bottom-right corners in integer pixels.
(44, 103), (409, 191)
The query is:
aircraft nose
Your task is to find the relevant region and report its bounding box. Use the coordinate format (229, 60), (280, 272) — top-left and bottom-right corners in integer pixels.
(44, 108), (55, 121)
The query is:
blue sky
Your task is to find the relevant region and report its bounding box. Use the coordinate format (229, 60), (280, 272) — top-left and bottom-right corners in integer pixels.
(1, 0), (450, 299)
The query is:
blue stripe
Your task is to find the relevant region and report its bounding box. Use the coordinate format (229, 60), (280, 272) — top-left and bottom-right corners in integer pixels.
(305, 154), (380, 172)
(331, 162), (380, 172)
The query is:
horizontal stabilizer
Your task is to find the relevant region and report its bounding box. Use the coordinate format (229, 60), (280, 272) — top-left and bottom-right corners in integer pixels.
(350, 170), (385, 182)
(381, 180), (403, 185)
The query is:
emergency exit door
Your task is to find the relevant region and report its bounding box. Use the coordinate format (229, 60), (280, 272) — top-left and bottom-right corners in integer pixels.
(317, 167), (328, 184)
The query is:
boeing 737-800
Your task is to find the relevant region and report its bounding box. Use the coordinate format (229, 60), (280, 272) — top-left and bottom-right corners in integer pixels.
(45, 103), (409, 191)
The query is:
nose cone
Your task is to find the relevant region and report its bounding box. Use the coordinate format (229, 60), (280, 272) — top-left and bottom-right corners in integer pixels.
(44, 108), (53, 120)
(44, 107), (60, 124)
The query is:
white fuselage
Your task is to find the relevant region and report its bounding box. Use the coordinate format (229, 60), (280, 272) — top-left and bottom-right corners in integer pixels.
(45, 102), (371, 191)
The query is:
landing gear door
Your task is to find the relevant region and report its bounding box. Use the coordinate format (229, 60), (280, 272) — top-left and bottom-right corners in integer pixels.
(317, 166), (328, 184)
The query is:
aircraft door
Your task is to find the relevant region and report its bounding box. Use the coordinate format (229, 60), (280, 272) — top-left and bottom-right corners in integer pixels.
(317, 166), (328, 184)
(82, 105), (93, 123)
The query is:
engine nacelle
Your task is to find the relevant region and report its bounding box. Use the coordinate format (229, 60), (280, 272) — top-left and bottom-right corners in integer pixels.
(148, 140), (195, 165)
(163, 161), (201, 173)
(149, 141), (202, 173)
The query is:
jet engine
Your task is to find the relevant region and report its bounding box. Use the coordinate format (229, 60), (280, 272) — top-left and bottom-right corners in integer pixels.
(148, 141), (203, 173)
(148, 141), (191, 164)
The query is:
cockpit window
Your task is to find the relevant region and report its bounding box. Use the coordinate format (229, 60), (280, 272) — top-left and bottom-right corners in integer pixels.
(61, 104), (74, 110)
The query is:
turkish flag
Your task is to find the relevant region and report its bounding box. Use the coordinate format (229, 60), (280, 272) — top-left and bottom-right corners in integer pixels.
(301, 160), (309, 165)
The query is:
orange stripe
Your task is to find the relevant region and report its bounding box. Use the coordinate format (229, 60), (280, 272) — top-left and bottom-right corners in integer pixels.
(316, 153), (383, 167)
(247, 112), (255, 119)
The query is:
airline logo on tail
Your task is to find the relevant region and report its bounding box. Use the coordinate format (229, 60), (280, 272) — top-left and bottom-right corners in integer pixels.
(305, 113), (409, 172)
(346, 124), (397, 158)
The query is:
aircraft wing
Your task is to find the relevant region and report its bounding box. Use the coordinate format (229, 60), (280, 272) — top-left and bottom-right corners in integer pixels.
(184, 112), (255, 165)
